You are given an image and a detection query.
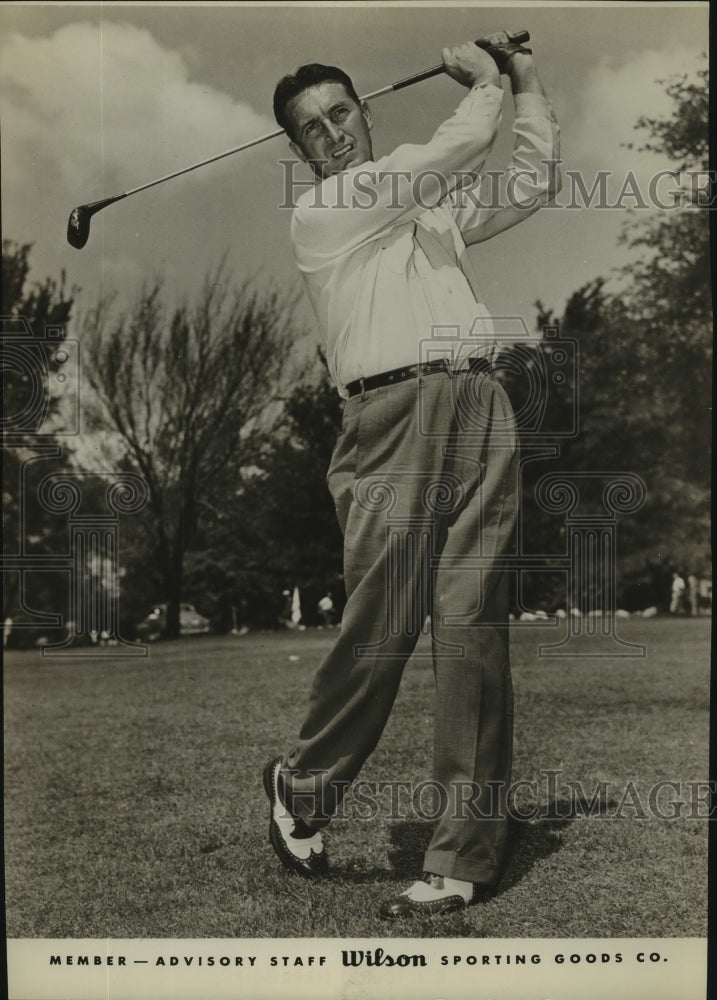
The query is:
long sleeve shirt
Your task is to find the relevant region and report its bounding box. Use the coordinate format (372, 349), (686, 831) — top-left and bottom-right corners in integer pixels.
(290, 82), (561, 397)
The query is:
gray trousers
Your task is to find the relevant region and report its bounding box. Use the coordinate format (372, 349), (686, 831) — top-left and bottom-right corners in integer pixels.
(283, 368), (519, 885)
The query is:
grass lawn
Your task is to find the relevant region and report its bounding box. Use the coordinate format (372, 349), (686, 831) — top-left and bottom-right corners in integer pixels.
(3, 617), (710, 939)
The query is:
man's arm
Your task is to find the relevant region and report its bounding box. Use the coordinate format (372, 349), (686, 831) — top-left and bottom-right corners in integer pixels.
(451, 51), (562, 245)
(292, 44), (506, 270)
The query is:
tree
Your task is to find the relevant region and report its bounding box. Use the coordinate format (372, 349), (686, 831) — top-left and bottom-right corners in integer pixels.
(2, 241), (75, 449)
(239, 358), (346, 619)
(83, 265), (302, 637)
(193, 353), (346, 630)
(2, 242), (76, 640)
(503, 60), (711, 610)
(605, 60), (710, 591)
(618, 61), (711, 454)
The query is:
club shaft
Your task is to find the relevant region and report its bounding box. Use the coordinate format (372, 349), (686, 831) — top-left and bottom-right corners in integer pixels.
(122, 29), (529, 200)
(363, 29), (530, 100)
(124, 126), (286, 198)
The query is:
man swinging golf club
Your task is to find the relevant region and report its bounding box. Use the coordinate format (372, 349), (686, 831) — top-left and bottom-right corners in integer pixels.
(264, 32), (561, 918)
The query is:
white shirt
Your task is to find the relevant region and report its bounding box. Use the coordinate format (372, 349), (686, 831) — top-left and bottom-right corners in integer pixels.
(291, 83), (561, 397)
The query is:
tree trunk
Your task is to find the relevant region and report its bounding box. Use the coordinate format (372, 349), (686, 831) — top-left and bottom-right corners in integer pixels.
(164, 541), (183, 639)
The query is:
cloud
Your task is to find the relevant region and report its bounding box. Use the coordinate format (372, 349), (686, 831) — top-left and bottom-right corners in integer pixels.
(0, 21), (273, 195)
(0, 20), (284, 314)
(567, 46), (706, 185)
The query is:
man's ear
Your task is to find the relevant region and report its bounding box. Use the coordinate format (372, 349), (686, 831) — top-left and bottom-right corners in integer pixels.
(361, 101), (373, 131)
(289, 140), (307, 163)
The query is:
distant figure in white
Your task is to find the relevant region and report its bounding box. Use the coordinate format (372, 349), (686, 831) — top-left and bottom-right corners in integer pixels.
(282, 587), (305, 630)
(318, 592), (336, 627)
(669, 572), (686, 614)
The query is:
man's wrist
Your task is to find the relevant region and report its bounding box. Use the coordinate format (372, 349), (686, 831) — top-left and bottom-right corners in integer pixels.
(468, 70), (501, 90)
(508, 56), (545, 96)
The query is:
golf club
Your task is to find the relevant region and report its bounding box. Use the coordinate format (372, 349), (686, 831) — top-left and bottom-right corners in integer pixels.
(67, 30), (529, 249)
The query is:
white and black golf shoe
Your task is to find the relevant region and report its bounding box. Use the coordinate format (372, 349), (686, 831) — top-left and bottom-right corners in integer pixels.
(262, 756), (328, 878)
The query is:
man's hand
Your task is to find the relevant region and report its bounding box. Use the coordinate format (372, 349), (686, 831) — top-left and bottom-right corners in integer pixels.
(442, 43), (501, 90)
(480, 30), (533, 76)
(477, 31), (543, 97)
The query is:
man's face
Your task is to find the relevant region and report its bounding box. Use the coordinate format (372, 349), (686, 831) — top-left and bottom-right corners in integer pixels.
(285, 81), (373, 180)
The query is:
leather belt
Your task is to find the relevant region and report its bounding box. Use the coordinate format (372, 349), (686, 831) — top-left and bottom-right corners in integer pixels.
(346, 356), (492, 398)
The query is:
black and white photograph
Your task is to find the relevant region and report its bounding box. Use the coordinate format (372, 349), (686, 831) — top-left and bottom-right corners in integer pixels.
(2, 2), (712, 998)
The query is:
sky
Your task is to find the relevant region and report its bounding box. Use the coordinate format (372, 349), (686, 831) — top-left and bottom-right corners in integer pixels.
(0, 1), (710, 345)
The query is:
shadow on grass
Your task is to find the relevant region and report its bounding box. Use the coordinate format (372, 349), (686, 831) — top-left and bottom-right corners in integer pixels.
(332, 794), (619, 894)
(498, 793), (621, 894)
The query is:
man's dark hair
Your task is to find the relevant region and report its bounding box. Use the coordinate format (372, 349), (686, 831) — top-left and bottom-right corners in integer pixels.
(273, 63), (360, 140)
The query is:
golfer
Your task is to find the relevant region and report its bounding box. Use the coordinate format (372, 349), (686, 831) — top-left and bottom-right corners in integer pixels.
(264, 34), (561, 918)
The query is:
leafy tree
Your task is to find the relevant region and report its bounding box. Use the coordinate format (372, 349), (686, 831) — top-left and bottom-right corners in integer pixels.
(623, 64), (708, 171)
(248, 361), (346, 614)
(2, 242), (76, 639)
(504, 60), (711, 611)
(83, 265), (301, 637)
(197, 355), (346, 629)
(618, 62), (711, 454)
(603, 60), (710, 592)
(2, 241), (75, 453)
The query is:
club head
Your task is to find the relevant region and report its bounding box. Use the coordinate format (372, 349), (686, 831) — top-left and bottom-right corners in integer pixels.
(67, 205), (92, 249)
(66, 195), (123, 249)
